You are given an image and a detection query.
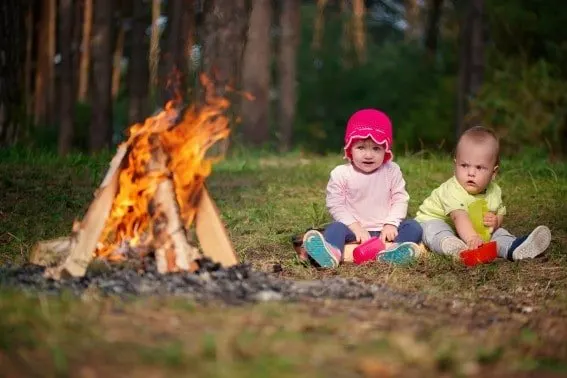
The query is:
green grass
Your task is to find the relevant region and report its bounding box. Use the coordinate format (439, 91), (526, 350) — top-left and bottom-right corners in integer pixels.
(1, 147), (567, 377)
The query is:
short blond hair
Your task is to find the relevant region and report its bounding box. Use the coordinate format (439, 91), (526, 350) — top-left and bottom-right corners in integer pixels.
(456, 126), (500, 165)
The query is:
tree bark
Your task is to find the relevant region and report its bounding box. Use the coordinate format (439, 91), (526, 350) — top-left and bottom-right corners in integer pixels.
(89, 0), (113, 152)
(312, 0), (328, 52)
(404, 0), (421, 42)
(128, 0), (149, 124)
(352, 0), (366, 64)
(24, 1), (34, 117)
(456, 0), (484, 136)
(0, 0), (25, 146)
(58, 0), (75, 156)
(201, 0), (250, 97)
(149, 0), (161, 105)
(162, 0), (191, 105)
(240, 0), (272, 146)
(424, 0), (443, 59)
(277, 0), (300, 151)
(112, 22), (125, 99)
(33, 0), (56, 126)
(77, 0), (92, 102)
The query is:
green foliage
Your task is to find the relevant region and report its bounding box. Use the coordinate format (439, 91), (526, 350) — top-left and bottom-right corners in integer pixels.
(470, 58), (567, 157)
(295, 7), (456, 154)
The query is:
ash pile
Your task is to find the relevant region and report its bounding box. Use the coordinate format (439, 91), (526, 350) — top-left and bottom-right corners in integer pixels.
(0, 259), (416, 305)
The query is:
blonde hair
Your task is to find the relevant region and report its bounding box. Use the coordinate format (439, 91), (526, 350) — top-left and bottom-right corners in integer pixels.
(456, 126), (500, 165)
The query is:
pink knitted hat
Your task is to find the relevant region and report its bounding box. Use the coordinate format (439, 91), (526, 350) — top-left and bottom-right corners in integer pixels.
(343, 108), (393, 162)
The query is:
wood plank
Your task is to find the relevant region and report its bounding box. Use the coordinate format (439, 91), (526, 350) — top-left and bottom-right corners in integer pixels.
(44, 145), (128, 279)
(195, 186), (238, 267)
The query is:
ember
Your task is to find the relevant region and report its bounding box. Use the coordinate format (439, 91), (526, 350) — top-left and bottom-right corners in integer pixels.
(31, 75), (238, 279)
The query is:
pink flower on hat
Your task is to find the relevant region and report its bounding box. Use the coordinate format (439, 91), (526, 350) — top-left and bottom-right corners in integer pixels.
(343, 108), (393, 162)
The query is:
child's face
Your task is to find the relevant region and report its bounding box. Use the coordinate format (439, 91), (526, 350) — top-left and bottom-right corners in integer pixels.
(454, 139), (498, 195)
(350, 138), (386, 173)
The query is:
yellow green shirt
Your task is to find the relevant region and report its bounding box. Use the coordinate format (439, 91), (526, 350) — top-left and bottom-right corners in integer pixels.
(415, 176), (506, 225)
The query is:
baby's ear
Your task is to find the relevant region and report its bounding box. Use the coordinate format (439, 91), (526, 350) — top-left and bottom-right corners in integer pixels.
(492, 165), (499, 178)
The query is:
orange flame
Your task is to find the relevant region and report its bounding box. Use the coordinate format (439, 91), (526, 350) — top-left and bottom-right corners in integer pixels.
(96, 74), (231, 260)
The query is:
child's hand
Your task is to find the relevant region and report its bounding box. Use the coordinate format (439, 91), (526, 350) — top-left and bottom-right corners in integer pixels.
(465, 234), (484, 249)
(380, 224), (398, 243)
(483, 212), (498, 230)
(349, 222), (371, 243)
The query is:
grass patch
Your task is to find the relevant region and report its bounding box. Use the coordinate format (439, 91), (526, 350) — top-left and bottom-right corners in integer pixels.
(1, 148), (567, 376)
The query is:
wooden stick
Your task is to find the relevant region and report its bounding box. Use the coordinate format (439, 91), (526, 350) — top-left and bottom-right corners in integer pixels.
(195, 186), (238, 267)
(148, 134), (199, 273)
(29, 236), (74, 267)
(44, 144), (128, 279)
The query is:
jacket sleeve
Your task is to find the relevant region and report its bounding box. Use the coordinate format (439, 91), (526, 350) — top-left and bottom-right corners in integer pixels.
(326, 167), (357, 226)
(384, 164), (409, 227)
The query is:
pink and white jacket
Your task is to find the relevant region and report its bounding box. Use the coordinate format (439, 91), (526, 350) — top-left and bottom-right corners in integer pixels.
(325, 162), (410, 231)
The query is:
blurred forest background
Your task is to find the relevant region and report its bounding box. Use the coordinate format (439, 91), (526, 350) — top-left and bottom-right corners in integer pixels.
(1, 0), (567, 160)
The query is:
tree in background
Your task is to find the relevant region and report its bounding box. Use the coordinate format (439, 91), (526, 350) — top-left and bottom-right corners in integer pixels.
(201, 0), (250, 97)
(58, 0), (76, 155)
(89, 0), (113, 152)
(456, 0), (484, 135)
(77, 0), (92, 103)
(0, 0), (25, 146)
(128, 0), (149, 125)
(240, 0), (273, 146)
(277, 0), (301, 151)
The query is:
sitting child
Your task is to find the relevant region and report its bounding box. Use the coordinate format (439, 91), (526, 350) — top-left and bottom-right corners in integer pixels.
(415, 126), (551, 261)
(303, 108), (423, 268)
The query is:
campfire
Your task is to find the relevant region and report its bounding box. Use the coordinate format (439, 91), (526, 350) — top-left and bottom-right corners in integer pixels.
(31, 75), (238, 279)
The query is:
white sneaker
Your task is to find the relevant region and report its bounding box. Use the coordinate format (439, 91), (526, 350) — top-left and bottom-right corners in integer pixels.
(509, 225), (551, 261)
(440, 236), (467, 255)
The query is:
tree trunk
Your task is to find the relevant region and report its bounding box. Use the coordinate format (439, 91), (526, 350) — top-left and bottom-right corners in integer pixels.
(89, 0), (113, 152)
(240, 0), (272, 146)
(149, 0), (161, 106)
(424, 0), (443, 59)
(24, 1), (34, 117)
(128, 0), (149, 124)
(277, 0), (300, 151)
(77, 0), (92, 102)
(201, 0), (250, 97)
(340, 0), (353, 68)
(405, 0), (421, 41)
(112, 22), (125, 99)
(456, 0), (484, 136)
(33, 0), (56, 126)
(0, 0), (25, 146)
(163, 0), (190, 105)
(47, 0), (56, 124)
(312, 0), (328, 52)
(351, 0), (366, 64)
(58, 0), (75, 156)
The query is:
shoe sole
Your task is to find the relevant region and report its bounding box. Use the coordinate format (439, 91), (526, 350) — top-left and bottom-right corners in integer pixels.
(440, 237), (467, 255)
(303, 231), (339, 268)
(512, 225), (551, 260)
(377, 242), (417, 264)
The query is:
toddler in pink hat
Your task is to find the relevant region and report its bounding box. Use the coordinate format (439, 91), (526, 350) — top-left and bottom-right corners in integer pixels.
(302, 109), (423, 268)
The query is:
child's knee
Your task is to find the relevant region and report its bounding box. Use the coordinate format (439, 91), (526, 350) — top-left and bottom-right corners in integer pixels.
(402, 219), (423, 239)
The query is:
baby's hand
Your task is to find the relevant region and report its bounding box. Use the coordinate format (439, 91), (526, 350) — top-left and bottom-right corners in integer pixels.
(483, 212), (498, 230)
(380, 224), (398, 243)
(465, 234), (484, 250)
(349, 222), (371, 243)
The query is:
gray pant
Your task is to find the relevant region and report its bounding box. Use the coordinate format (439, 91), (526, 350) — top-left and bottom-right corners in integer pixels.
(421, 219), (516, 258)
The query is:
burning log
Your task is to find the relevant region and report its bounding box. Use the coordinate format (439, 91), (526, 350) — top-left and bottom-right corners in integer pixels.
(147, 133), (199, 273)
(37, 76), (238, 280)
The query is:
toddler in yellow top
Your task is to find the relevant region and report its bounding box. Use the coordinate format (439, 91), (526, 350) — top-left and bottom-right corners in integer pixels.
(415, 126), (551, 261)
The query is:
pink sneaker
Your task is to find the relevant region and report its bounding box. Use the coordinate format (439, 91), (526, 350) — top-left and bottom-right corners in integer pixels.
(302, 230), (341, 268)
